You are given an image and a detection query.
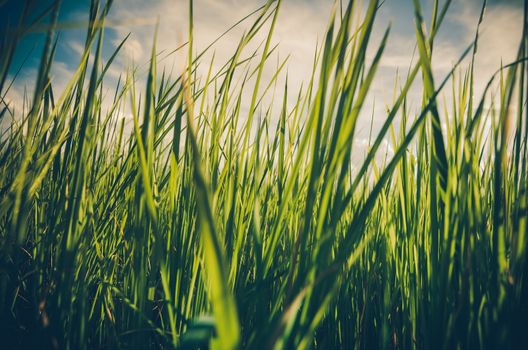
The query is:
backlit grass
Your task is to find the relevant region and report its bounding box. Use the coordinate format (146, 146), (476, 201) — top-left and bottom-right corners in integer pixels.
(1, 0), (527, 349)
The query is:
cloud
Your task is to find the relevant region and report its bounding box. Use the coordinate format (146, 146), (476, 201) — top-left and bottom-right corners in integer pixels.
(4, 0), (524, 157)
(99, 0), (523, 163)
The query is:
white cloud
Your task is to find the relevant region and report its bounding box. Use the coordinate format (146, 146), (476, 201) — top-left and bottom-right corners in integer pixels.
(4, 0), (524, 160)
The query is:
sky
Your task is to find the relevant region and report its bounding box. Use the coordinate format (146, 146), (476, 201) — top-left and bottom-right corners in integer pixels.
(1, 0), (525, 158)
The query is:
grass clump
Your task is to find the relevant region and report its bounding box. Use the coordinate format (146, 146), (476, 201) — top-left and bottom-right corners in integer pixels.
(1, 0), (528, 348)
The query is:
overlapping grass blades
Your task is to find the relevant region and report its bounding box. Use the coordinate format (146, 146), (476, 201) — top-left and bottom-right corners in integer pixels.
(1, 0), (528, 348)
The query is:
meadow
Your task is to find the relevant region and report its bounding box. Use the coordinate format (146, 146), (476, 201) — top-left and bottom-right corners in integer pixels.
(1, 0), (527, 348)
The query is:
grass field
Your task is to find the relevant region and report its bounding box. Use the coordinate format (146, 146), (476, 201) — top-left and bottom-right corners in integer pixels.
(1, 0), (528, 348)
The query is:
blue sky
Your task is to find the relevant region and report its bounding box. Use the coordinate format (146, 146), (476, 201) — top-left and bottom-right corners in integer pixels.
(2, 0), (524, 157)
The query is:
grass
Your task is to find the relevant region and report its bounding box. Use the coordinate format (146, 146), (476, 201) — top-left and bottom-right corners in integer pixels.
(1, 0), (527, 348)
